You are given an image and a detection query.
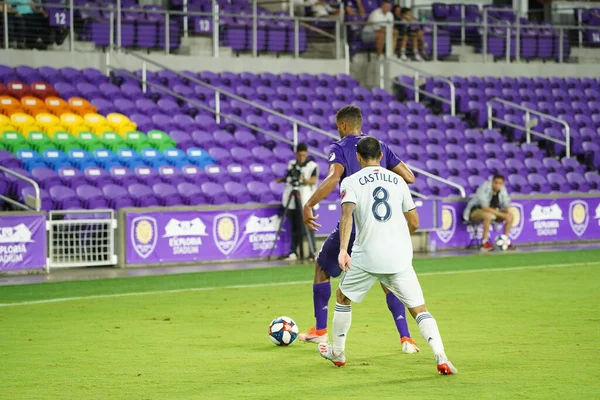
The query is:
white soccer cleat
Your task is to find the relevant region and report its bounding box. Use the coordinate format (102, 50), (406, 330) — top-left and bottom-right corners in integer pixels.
(414, 53), (423, 61)
(400, 54), (408, 62)
(318, 343), (346, 367)
(298, 327), (328, 344)
(401, 336), (420, 354)
(437, 360), (458, 375)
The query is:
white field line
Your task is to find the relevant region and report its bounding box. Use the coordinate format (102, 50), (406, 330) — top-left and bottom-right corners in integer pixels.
(0, 261), (598, 308)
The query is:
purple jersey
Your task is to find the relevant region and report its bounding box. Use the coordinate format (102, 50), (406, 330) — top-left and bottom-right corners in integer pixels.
(328, 134), (401, 181)
(317, 134), (402, 278)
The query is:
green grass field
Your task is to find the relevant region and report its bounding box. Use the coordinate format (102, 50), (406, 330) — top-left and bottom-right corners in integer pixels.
(1, 250), (599, 399)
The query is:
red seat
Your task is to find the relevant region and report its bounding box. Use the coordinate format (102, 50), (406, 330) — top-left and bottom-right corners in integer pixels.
(7, 81), (33, 99)
(30, 82), (58, 99)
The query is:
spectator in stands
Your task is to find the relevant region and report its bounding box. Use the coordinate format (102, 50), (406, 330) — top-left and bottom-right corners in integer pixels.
(463, 174), (515, 251)
(6, 0), (26, 48)
(344, 0), (365, 17)
(8, 0), (49, 49)
(394, 6), (425, 61)
(361, 0), (396, 60)
(276, 143), (319, 261)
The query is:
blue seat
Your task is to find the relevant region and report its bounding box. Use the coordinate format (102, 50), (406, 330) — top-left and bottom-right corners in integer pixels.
(42, 149), (70, 171)
(68, 149), (96, 170)
(93, 149), (120, 170)
(140, 148), (166, 169)
(186, 147), (214, 168)
(163, 148), (188, 168)
(17, 149), (46, 171)
(117, 148), (144, 170)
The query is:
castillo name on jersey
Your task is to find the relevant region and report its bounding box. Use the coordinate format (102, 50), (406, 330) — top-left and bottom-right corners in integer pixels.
(358, 169), (400, 186)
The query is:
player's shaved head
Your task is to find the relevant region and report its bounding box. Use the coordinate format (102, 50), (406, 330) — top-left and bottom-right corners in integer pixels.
(357, 136), (382, 161)
(336, 105), (363, 134)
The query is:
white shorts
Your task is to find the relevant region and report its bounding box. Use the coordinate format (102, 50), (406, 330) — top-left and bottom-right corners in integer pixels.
(339, 265), (425, 308)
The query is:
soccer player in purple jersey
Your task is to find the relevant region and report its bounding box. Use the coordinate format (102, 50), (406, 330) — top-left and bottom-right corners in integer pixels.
(299, 105), (420, 353)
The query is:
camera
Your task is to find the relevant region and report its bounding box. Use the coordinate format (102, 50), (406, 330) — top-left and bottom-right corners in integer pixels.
(288, 163), (303, 188)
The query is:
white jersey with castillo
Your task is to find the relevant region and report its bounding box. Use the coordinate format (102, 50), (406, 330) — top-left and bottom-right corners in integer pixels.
(340, 166), (416, 274)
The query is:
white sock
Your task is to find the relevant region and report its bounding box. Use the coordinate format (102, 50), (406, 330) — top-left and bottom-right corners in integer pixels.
(416, 312), (447, 363)
(333, 303), (352, 355)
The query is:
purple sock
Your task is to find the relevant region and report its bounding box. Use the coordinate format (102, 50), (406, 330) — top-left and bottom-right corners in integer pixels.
(313, 282), (331, 330)
(386, 292), (410, 338)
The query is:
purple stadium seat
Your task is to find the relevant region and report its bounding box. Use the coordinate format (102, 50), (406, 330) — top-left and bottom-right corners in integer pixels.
(181, 165), (209, 185)
(508, 174), (533, 194)
(76, 185), (108, 209)
(134, 166), (162, 187)
(201, 182), (230, 204)
(102, 184), (135, 209)
(527, 173), (552, 194)
(158, 166), (187, 186)
(247, 181), (275, 203)
(49, 186), (81, 209)
(566, 172), (591, 192)
(128, 184), (160, 207)
(177, 182), (206, 205)
(224, 181), (252, 204)
(547, 172), (572, 192)
(153, 183), (184, 206)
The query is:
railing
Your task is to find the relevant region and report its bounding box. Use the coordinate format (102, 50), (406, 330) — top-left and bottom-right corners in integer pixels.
(0, 166), (41, 211)
(487, 98), (571, 158)
(121, 51), (339, 149)
(407, 164), (467, 199)
(2, 1), (599, 63)
(1, 0), (345, 60)
(388, 58), (456, 116)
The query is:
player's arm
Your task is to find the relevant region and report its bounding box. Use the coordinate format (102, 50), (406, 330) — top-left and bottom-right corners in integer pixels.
(391, 160), (415, 184)
(304, 163), (345, 231)
(404, 209), (419, 235)
(402, 183), (419, 235)
(338, 203), (355, 272)
(383, 143), (415, 184)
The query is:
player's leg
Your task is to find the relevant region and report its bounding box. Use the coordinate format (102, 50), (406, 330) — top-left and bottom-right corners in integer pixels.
(470, 209), (494, 251)
(380, 269), (457, 375)
(300, 229), (348, 343)
(380, 283), (419, 353)
(319, 266), (377, 367)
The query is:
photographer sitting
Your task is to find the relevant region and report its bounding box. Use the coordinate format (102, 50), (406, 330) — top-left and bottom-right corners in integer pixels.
(276, 143), (319, 261)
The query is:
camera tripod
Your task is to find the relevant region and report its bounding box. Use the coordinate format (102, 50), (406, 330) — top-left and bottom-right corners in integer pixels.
(268, 184), (316, 261)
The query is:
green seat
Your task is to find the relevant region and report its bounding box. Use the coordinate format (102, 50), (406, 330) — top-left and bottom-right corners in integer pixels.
(126, 131), (149, 144)
(77, 131), (101, 152)
(27, 131), (53, 152)
(53, 131), (78, 152)
(147, 129), (176, 148)
(36, 143), (58, 154)
(2, 131), (27, 151)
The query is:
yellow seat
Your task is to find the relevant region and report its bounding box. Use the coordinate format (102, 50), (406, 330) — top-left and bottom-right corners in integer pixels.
(92, 125), (114, 136)
(84, 112), (108, 126)
(60, 112), (84, 126)
(0, 113), (12, 127)
(36, 112), (61, 126)
(11, 112), (36, 126)
(46, 125), (68, 138)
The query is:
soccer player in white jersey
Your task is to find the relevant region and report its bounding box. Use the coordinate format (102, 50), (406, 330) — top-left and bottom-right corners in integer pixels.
(318, 136), (458, 375)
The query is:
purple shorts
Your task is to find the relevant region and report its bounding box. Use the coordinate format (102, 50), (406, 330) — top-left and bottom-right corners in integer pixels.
(316, 226), (356, 278)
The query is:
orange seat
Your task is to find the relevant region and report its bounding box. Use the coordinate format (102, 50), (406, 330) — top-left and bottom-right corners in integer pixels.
(45, 96), (70, 116)
(0, 96), (23, 115)
(21, 96), (47, 114)
(68, 97), (97, 116)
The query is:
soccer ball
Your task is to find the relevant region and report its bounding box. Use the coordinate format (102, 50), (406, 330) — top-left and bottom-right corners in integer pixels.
(269, 316), (298, 346)
(494, 234), (511, 251)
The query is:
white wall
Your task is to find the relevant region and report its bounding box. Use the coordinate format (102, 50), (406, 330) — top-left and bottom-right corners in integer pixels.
(0, 49), (347, 75)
